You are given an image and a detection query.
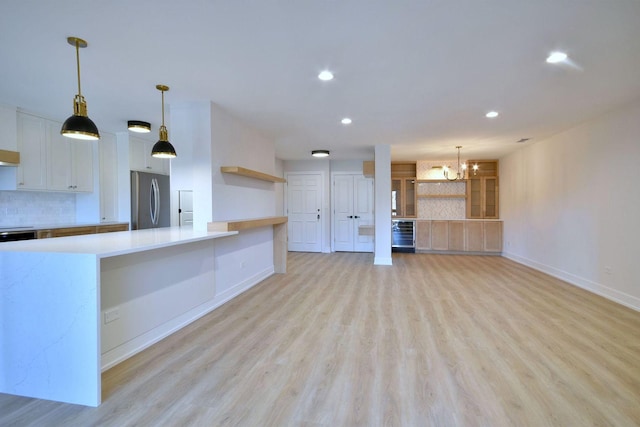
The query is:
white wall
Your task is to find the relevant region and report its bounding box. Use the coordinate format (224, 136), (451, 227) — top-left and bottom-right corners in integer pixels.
(501, 99), (640, 310)
(170, 101), (214, 230)
(170, 101), (281, 302)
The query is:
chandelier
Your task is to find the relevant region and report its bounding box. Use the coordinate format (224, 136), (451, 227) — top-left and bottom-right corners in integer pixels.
(443, 146), (478, 181)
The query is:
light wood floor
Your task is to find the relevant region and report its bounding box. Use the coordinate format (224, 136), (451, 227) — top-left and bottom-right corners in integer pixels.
(2, 253), (640, 426)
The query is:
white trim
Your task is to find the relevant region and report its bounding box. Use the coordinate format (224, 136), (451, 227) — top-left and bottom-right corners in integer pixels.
(503, 251), (640, 312)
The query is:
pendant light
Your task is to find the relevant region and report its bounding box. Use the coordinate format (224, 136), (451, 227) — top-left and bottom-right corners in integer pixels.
(60, 37), (100, 140)
(151, 85), (177, 158)
(443, 146), (478, 181)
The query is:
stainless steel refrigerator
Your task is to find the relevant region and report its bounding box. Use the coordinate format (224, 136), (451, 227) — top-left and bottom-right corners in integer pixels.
(131, 171), (171, 230)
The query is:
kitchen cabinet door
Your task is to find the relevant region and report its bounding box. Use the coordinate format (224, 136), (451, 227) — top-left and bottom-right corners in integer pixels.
(129, 136), (170, 175)
(431, 220), (449, 250)
(391, 177), (416, 218)
(100, 133), (118, 222)
(16, 113), (47, 190)
(416, 220), (431, 250)
(483, 221), (503, 252)
(466, 176), (499, 219)
(465, 221), (484, 252)
(46, 122), (93, 192)
(448, 220), (465, 251)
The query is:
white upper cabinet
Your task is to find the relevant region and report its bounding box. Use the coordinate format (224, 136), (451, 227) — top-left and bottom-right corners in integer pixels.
(46, 121), (94, 192)
(129, 135), (170, 175)
(99, 133), (118, 222)
(16, 113), (47, 190)
(11, 112), (94, 192)
(0, 105), (18, 151)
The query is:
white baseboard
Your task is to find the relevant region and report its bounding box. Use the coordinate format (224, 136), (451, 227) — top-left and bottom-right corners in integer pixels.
(503, 251), (640, 312)
(101, 266), (275, 371)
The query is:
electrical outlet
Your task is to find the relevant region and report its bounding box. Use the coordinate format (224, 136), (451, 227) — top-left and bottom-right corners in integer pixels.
(240, 261), (246, 269)
(604, 266), (612, 275)
(104, 308), (120, 324)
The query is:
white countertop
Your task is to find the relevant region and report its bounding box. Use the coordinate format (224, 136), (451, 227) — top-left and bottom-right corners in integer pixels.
(0, 227), (238, 258)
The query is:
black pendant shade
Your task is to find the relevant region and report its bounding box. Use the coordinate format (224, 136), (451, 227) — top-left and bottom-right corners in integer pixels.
(151, 84), (176, 158)
(151, 138), (177, 158)
(61, 37), (100, 141)
(61, 109), (100, 140)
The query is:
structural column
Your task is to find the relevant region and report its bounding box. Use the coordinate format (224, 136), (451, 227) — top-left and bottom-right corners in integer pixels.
(374, 144), (392, 265)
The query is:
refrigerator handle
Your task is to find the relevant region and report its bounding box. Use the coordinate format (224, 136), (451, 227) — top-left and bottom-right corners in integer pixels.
(154, 179), (160, 225)
(150, 178), (158, 225)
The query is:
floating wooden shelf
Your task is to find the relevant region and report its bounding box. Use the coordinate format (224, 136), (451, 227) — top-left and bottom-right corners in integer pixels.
(208, 216), (288, 274)
(221, 166), (286, 183)
(358, 225), (374, 236)
(418, 194), (467, 199)
(207, 216), (287, 232)
(416, 179), (469, 183)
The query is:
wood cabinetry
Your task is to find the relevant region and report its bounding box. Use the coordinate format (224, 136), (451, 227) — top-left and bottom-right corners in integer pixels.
(415, 220), (502, 253)
(431, 220), (449, 250)
(96, 223), (129, 233)
(392, 177), (416, 217)
(391, 162), (417, 218)
(464, 220), (484, 252)
(37, 223), (129, 239)
(466, 160), (499, 219)
(362, 161), (375, 178)
(448, 221), (465, 251)
(416, 220), (431, 250)
(482, 221), (503, 252)
(129, 135), (170, 175)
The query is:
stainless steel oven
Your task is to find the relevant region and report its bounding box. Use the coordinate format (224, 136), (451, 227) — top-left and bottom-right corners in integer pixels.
(0, 228), (37, 243)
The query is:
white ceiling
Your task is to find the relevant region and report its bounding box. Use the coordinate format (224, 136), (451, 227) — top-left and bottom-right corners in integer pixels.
(1, 0), (640, 161)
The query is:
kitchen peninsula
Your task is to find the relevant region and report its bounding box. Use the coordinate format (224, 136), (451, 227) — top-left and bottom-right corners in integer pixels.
(0, 227), (237, 406)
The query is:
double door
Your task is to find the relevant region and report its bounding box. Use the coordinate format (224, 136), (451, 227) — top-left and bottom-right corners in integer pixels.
(333, 174), (374, 252)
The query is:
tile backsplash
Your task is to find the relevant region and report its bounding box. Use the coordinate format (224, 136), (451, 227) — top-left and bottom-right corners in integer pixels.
(0, 191), (76, 226)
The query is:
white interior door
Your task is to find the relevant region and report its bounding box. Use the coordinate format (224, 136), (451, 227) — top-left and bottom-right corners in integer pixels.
(287, 174), (322, 252)
(334, 175), (355, 252)
(178, 190), (193, 227)
(353, 176), (374, 252)
(333, 174), (374, 252)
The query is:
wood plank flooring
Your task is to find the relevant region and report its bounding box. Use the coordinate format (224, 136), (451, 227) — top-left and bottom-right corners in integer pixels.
(1, 253), (639, 426)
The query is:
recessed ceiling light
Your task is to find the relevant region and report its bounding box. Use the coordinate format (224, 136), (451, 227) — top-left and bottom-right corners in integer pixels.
(486, 111), (499, 118)
(312, 150), (330, 158)
(546, 51), (568, 64)
(318, 70), (334, 81)
(341, 118), (352, 125)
